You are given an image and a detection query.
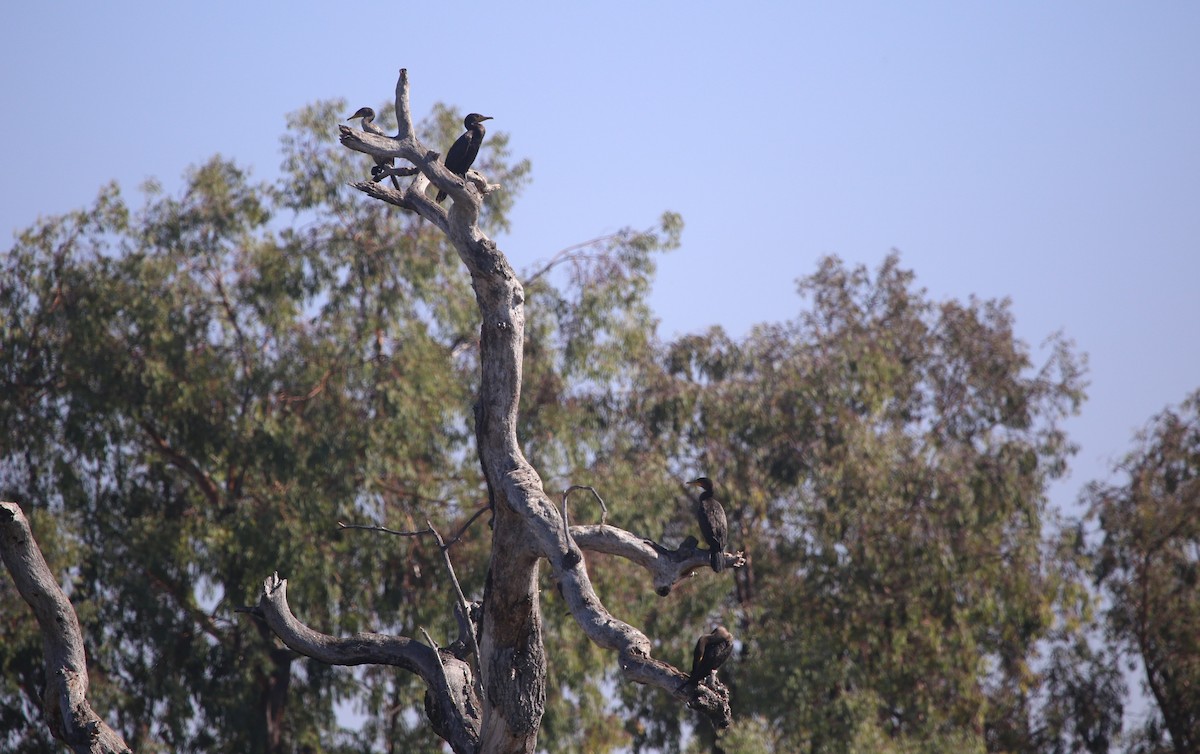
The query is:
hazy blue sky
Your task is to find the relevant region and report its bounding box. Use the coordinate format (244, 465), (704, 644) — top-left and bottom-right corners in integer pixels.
(3, 2), (1198, 517)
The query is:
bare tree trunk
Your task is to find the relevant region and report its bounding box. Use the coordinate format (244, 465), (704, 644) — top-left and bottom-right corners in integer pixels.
(477, 508), (545, 752)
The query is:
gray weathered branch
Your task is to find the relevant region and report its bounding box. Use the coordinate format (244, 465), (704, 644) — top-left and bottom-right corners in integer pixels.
(338, 72), (499, 219)
(537, 514), (734, 728)
(248, 572), (480, 753)
(560, 486), (744, 594)
(562, 484), (608, 526)
(0, 502), (132, 754)
(394, 68), (413, 142)
(570, 524), (746, 596)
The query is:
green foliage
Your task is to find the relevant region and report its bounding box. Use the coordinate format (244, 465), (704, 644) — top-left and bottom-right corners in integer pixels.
(1088, 390), (1200, 754)
(551, 254), (1092, 753)
(0, 99), (514, 752)
(1036, 635), (1125, 754)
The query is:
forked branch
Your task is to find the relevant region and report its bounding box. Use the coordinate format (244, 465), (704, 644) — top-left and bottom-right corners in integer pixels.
(338, 69), (498, 216)
(247, 572), (480, 753)
(561, 486), (745, 594)
(335, 518), (484, 691)
(570, 524), (746, 596)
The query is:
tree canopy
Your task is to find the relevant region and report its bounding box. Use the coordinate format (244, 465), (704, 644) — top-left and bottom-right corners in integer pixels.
(1087, 391), (1200, 754)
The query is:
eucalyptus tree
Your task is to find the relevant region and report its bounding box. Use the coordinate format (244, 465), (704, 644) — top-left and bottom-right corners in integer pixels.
(1088, 390), (1200, 754)
(578, 255), (1093, 752)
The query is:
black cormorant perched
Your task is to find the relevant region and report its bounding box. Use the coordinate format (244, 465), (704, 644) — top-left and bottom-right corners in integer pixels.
(686, 477), (728, 572)
(679, 625), (734, 692)
(436, 113), (493, 202)
(346, 107), (400, 189)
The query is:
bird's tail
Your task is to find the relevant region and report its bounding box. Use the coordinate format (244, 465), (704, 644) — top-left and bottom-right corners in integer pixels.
(711, 549), (724, 573)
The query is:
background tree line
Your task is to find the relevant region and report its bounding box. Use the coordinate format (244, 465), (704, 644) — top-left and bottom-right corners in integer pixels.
(1, 100), (1196, 753)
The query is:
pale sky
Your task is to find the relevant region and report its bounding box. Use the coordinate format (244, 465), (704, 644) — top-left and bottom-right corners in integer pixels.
(3, 1), (1198, 518)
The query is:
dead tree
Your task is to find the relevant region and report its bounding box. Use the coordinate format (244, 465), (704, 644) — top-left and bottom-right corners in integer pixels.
(248, 70), (744, 753)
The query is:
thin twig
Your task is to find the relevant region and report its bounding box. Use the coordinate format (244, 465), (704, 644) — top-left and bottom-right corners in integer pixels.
(427, 521), (484, 700)
(338, 502), (488, 548)
(337, 521), (429, 537)
(562, 485), (608, 527)
(420, 626), (441, 652)
(418, 626), (451, 699)
(444, 504), (491, 547)
(525, 233), (624, 285)
(340, 516), (484, 698)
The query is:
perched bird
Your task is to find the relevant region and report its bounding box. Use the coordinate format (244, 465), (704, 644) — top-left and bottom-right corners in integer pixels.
(686, 477), (728, 572)
(345, 107), (400, 189)
(679, 625), (734, 692)
(436, 113), (493, 202)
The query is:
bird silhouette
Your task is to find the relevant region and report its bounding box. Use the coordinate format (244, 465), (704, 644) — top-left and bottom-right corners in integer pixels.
(346, 107), (400, 189)
(436, 113), (493, 203)
(678, 625), (734, 692)
(687, 477), (728, 572)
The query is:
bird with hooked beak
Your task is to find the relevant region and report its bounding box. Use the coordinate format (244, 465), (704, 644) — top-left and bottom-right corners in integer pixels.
(345, 106), (400, 189)
(436, 113), (493, 203)
(678, 625), (734, 692)
(686, 477), (728, 572)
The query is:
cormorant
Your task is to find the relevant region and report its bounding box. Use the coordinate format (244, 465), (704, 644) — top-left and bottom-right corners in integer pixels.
(436, 113), (493, 203)
(679, 625), (734, 692)
(686, 477), (728, 572)
(346, 107), (400, 189)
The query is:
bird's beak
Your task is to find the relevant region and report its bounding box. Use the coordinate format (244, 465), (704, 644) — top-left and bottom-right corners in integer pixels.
(685, 480), (699, 488)
(481, 116), (494, 121)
